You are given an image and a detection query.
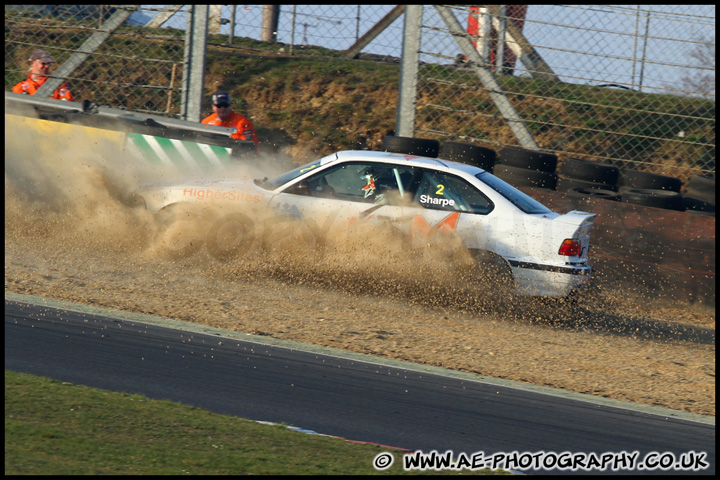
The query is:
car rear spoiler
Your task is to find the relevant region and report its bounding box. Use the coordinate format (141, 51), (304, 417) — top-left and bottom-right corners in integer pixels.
(554, 210), (597, 236)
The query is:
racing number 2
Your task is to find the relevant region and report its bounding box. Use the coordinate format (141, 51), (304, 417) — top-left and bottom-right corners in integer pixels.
(436, 184), (445, 195)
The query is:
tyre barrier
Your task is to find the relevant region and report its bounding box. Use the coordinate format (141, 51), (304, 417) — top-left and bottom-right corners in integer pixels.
(440, 141), (496, 171)
(682, 195), (715, 215)
(568, 187), (621, 201)
(556, 176), (619, 192)
(557, 157), (620, 185)
(497, 146), (558, 173)
(382, 136), (440, 158)
(620, 188), (685, 211)
(493, 164), (557, 190)
(685, 174), (715, 204)
(620, 170), (682, 192)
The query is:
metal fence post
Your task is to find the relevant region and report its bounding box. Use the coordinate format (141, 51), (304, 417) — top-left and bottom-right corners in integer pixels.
(35, 6), (133, 99)
(396, 4), (422, 138)
(181, 5), (209, 122)
(434, 5), (539, 149)
(343, 5), (405, 60)
(229, 5), (236, 44)
(496, 5), (508, 74)
(262, 5), (280, 42)
(290, 5), (297, 55)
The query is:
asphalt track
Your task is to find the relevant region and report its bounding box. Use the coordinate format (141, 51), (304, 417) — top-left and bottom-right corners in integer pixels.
(5, 293), (715, 475)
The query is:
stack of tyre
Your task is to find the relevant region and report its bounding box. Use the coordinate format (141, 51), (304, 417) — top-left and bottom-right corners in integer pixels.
(382, 137), (715, 216)
(681, 174), (715, 215)
(617, 170), (715, 215)
(382, 135), (440, 158)
(493, 146), (558, 189)
(382, 136), (498, 172)
(555, 157), (621, 202)
(440, 141), (496, 171)
(615, 169), (689, 211)
(554, 162), (715, 214)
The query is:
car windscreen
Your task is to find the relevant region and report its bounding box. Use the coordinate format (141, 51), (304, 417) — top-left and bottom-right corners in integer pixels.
(256, 157), (329, 190)
(476, 172), (552, 214)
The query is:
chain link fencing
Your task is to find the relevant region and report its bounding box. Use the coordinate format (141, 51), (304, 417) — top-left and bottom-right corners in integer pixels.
(194, 5), (405, 59)
(4, 5), (403, 115)
(414, 5), (715, 179)
(5, 5), (715, 178)
(5, 5), (188, 115)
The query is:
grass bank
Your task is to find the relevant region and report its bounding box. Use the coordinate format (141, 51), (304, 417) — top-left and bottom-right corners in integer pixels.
(5, 370), (503, 475)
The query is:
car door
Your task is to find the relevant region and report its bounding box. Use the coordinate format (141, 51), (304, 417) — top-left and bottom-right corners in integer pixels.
(403, 168), (495, 261)
(265, 161), (416, 253)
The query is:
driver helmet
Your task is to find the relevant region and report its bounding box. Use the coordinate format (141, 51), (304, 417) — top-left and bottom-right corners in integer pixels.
(361, 168), (376, 198)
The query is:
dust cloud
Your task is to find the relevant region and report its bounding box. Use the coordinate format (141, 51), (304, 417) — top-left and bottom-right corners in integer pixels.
(5, 115), (286, 257)
(4, 117), (715, 416)
(5, 114), (491, 298)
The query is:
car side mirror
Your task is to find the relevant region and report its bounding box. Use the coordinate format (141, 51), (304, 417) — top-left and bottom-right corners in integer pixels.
(285, 180), (310, 196)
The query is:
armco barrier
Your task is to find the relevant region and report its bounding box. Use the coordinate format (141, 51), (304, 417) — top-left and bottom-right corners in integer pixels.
(5, 92), (256, 170)
(126, 132), (234, 169)
(521, 187), (715, 307)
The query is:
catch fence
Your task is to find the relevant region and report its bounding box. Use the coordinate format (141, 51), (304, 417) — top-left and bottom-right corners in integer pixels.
(4, 4), (715, 177)
(411, 5), (715, 178)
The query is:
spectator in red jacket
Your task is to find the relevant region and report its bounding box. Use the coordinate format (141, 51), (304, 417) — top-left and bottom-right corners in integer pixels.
(201, 91), (259, 149)
(12, 49), (73, 101)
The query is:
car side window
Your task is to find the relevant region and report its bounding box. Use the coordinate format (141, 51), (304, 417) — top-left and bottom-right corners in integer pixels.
(285, 162), (417, 205)
(413, 170), (493, 214)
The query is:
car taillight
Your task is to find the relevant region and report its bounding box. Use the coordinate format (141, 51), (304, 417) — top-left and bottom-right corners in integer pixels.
(558, 238), (582, 256)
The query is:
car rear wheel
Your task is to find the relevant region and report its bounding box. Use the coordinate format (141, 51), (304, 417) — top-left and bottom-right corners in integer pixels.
(468, 250), (515, 291)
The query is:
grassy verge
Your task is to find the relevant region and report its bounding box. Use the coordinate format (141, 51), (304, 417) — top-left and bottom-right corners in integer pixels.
(5, 371), (504, 475)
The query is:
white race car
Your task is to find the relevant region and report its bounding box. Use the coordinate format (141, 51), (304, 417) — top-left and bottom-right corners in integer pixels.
(138, 150), (597, 298)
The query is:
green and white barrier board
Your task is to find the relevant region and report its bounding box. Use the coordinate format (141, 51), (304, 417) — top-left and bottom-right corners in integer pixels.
(126, 133), (233, 171)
